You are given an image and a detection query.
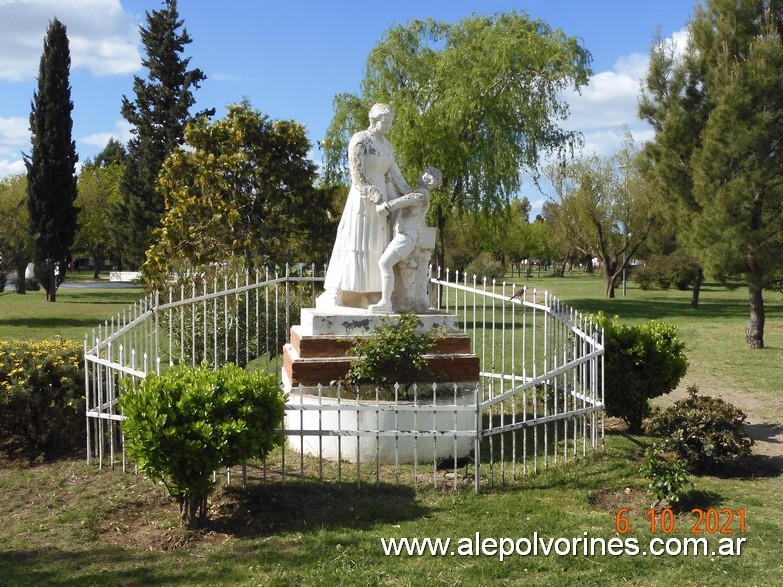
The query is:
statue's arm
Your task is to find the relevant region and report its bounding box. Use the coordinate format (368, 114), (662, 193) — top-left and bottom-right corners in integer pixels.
(348, 134), (383, 204)
(387, 158), (412, 199)
(377, 192), (427, 216)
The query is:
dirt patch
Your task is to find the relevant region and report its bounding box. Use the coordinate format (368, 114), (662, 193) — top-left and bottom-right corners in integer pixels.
(96, 489), (232, 551)
(590, 486), (651, 513)
(94, 478), (426, 551)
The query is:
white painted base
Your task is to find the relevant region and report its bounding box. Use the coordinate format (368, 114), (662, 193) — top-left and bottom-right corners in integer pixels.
(298, 307), (459, 336)
(284, 387), (477, 465)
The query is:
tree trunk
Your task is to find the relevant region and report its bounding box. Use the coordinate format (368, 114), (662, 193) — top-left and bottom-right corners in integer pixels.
(92, 251), (102, 279)
(180, 495), (208, 529)
(690, 266), (703, 310)
(603, 258), (617, 298)
(604, 276), (616, 298)
(40, 263), (57, 302)
(14, 260), (27, 294)
(46, 278), (57, 302)
(435, 203), (446, 272)
(746, 283), (765, 349)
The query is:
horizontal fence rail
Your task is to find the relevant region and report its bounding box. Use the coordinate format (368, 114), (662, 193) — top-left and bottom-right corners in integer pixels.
(84, 264), (604, 491)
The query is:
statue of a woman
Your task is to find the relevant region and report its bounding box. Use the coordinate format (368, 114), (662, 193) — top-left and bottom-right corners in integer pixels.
(317, 103), (412, 309)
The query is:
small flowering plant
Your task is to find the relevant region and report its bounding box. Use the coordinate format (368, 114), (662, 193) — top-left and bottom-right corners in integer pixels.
(0, 338), (85, 458)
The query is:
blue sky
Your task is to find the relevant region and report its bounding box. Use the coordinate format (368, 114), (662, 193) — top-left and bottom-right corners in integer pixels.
(0, 0), (695, 207)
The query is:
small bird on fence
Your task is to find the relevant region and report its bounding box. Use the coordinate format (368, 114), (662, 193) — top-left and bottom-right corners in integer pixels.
(509, 286), (526, 301)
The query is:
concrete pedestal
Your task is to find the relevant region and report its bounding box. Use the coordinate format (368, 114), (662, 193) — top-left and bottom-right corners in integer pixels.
(281, 308), (481, 464)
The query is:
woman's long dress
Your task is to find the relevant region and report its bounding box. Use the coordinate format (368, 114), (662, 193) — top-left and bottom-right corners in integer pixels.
(323, 130), (411, 294)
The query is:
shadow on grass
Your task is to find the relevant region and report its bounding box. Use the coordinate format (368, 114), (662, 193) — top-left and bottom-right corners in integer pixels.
(0, 317), (105, 330)
(677, 489), (724, 511)
(207, 480), (429, 538)
(563, 297), (753, 322)
(712, 453), (783, 479)
(745, 422), (783, 446)
(0, 547), (186, 587)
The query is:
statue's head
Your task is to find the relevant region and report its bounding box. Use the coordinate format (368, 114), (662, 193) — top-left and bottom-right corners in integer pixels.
(369, 103), (394, 122)
(421, 167), (443, 190)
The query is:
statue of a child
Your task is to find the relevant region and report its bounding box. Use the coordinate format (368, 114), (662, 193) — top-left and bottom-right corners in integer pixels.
(368, 166), (442, 314)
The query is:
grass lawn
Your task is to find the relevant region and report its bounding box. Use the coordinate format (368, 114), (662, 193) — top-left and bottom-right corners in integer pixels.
(1, 271), (781, 586)
(0, 279), (144, 342)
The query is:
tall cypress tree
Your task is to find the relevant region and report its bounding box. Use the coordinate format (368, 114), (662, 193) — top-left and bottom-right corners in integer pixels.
(120, 0), (211, 266)
(25, 18), (78, 302)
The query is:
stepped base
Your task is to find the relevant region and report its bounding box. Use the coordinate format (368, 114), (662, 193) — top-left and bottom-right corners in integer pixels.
(282, 309), (480, 388)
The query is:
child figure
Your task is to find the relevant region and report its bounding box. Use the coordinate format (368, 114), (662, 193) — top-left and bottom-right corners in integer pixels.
(368, 166), (442, 314)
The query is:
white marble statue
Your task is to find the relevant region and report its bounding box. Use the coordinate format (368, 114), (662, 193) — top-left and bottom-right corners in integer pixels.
(316, 103), (413, 309)
(368, 167), (442, 314)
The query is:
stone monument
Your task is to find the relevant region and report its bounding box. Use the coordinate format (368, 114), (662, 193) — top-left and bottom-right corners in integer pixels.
(282, 103), (479, 463)
(284, 103), (478, 389)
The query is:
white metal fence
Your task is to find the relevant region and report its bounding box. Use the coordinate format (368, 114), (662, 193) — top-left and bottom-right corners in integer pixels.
(84, 264), (604, 491)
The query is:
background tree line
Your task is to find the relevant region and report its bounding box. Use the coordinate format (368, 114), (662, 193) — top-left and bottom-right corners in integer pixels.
(3, 0), (780, 349)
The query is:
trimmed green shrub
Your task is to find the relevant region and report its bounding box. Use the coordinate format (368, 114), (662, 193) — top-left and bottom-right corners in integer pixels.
(592, 312), (688, 433)
(645, 385), (753, 473)
(465, 253), (505, 283)
(642, 445), (691, 505)
(119, 362), (286, 529)
(631, 263), (657, 290)
(0, 338), (85, 459)
(345, 313), (444, 397)
(633, 253), (700, 291)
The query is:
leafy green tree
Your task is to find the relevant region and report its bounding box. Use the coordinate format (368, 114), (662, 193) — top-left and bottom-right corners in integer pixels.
(120, 0), (211, 266)
(25, 18), (78, 302)
(142, 102), (334, 283)
(540, 200), (577, 277)
(0, 175), (34, 293)
(88, 137), (127, 169)
(547, 138), (657, 297)
(75, 163), (124, 278)
(322, 12), (591, 268)
(639, 0), (783, 348)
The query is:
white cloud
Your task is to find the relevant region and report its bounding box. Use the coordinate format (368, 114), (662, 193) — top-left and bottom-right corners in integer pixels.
(0, 116), (29, 149)
(0, 0), (140, 82)
(0, 116), (29, 176)
(562, 29), (689, 156)
(80, 119), (132, 148)
(0, 158), (25, 177)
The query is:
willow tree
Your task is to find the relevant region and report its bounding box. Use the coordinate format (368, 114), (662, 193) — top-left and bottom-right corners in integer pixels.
(547, 138), (657, 298)
(322, 12), (591, 269)
(639, 0), (783, 348)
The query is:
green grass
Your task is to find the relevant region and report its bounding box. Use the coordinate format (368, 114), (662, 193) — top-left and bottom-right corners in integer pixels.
(0, 282), (144, 341)
(1, 272), (781, 586)
(1, 435), (781, 586)
(532, 272), (783, 426)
